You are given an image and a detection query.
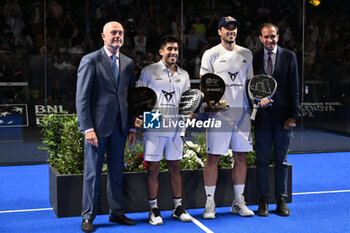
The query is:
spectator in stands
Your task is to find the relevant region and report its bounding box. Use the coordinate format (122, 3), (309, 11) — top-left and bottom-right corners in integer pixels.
(0, 25), (15, 51)
(186, 26), (208, 61)
(78, 9), (96, 37)
(28, 0), (44, 37)
(306, 19), (319, 43)
(80, 0), (95, 20)
(147, 25), (165, 54)
(15, 27), (34, 52)
(173, 24), (186, 60)
(45, 7), (61, 38)
(245, 29), (262, 52)
(138, 13), (152, 37)
(206, 13), (220, 41)
(4, 0), (22, 19)
(107, 0), (122, 22)
(192, 16), (206, 38)
(47, 0), (63, 23)
(171, 14), (185, 34)
(61, 10), (77, 39)
(124, 13), (137, 38)
(256, 2), (271, 22)
(27, 46), (50, 101)
(134, 30), (147, 55)
(6, 9), (25, 43)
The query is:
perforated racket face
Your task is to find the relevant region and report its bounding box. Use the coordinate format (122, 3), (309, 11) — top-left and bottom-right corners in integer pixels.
(179, 89), (204, 115)
(200, 73), (226, 104)
(248, 74), (277, 101)
(128, 87), (157, 117)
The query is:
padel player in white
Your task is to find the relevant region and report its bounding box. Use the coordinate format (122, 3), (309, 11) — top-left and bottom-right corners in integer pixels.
(200, 16), (254, 218)
(137, 36), (192, 225)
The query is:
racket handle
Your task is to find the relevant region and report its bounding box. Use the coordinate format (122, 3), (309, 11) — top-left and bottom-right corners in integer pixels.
(180, 116), (187, 137)
(250, 108), (258, 121)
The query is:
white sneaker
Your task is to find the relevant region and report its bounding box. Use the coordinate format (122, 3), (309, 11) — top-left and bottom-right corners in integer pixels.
(149, 208), (163, 225)
(172, 205), (192, 222)
(230, 194), (254, 217)
(202, 196), (216, 219)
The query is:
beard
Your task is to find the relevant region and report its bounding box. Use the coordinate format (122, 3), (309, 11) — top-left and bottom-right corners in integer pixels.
(164, 56), (177, 66)
(222, 32), (236, 44)
(167, 56), (177, 63)
(107, 40), (123, 51)
(223, 38), (235, 44)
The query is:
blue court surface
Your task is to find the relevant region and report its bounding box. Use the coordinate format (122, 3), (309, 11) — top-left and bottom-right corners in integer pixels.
(1, 152), (349, 233)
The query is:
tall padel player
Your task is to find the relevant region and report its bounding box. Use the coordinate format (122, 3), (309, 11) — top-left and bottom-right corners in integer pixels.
(137, 36), (194, 225)
(200, 16), (254, 218)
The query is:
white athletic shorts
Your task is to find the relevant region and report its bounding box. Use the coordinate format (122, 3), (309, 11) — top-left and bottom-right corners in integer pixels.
(143, 135), (183, 162)
(206, 110), (253, 155)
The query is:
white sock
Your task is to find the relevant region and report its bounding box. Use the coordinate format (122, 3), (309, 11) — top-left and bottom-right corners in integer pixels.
(234, 184), (245, 201)
(173, 197), (182, 209)
(204, 185), (216, 199)
(149, 198), (158, 210)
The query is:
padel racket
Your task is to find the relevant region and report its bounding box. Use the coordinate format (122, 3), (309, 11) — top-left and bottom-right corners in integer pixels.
(127, 86), (157, 118)
(179, 89), (204, 115)
(178, 89), (204, 157)
(248, 74), (277, 121)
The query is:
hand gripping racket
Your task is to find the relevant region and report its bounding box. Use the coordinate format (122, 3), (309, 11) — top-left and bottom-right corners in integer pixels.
(248, 74), (277, 121)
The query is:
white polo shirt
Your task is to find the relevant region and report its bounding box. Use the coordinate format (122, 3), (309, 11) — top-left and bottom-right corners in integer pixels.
(138, 60), (191, 136)
(200, 44), (253, 109)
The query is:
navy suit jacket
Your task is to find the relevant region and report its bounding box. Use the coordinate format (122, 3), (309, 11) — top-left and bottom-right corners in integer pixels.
(76, 47), (136, 137)
(253, 46), (299, 125)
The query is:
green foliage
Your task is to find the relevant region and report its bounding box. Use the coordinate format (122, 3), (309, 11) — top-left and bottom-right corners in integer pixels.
(39, 114), (85, 174)
(124, 143), (146, 172)
(40, 114), (258, 175)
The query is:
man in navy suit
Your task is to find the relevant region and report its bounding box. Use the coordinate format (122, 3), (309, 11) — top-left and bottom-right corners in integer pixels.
(252, 23), (299, 217)
(76, 21), (137, 232)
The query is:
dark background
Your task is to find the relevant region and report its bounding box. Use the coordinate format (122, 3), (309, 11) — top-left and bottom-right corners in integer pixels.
(0, 0), (349, 164)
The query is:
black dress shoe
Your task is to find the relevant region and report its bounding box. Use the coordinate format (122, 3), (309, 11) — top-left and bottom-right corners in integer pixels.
(109, 214), (136, 225)
(81, 219), (93, 232)
(257, 198), (269, 217)
(276, 197), (290, 216)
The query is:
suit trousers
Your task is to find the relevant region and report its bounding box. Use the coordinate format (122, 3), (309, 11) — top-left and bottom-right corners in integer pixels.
(255, 117), (291, 200)
(81, 117), (126, 220)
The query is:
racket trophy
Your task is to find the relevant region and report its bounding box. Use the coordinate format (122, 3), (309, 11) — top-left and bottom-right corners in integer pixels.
(200, 73), (229, 113)
(248, 74), (277, 121)
(127, 86), (157, 127)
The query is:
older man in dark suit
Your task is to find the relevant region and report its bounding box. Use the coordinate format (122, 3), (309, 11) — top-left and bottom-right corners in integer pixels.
(252, 23), (299, 217)
(76, 21), (136, 232)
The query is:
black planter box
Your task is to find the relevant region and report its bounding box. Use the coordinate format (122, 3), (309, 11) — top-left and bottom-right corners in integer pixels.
(49, 165), (292, 217)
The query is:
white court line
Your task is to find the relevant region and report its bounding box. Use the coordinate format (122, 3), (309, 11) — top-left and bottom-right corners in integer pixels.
(2, 190), (350, 232)
(0, 207), (215, 233)
(191, 216), (214, 233)
(0, 208), (53, 214)
(293, 189), (350, 195)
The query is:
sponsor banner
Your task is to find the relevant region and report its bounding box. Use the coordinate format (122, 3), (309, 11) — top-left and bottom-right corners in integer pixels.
(0, 104), (28, 127)
(34, 105), (70, 125)
(299, 102), (341, 117)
